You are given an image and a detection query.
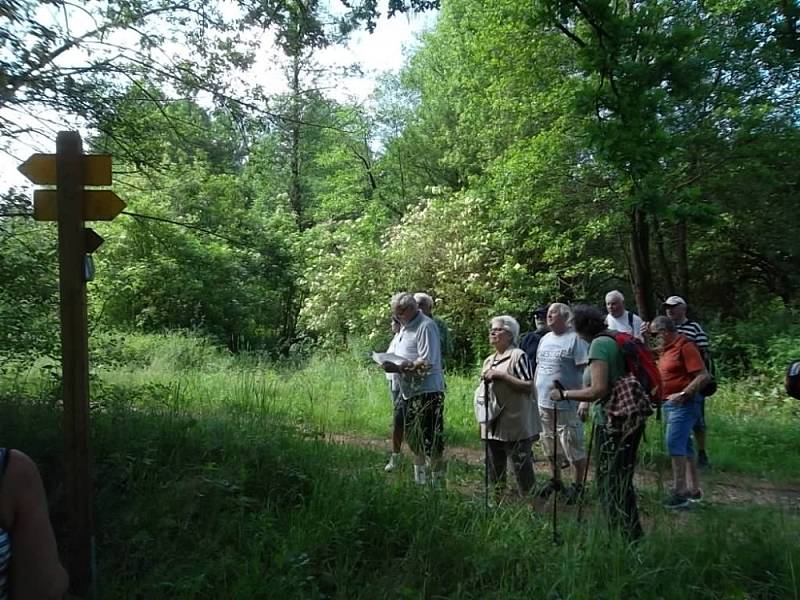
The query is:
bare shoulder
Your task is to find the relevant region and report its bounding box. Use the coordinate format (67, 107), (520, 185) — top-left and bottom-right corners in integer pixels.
(5, 449), (41, 488)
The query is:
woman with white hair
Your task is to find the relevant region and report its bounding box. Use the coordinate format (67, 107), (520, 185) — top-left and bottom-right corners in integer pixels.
(478, 315), (540, 497)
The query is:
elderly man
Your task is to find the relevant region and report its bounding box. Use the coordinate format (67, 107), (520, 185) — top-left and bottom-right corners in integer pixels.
(663, 296), (713, 468)
(519, 305), (550, 370)
(535, 303), (590, 503)
(414, 292), (453, 365)
(382, 292), (446, 485)
(604, 290), (644, 341)
(649, 316), (711, 508)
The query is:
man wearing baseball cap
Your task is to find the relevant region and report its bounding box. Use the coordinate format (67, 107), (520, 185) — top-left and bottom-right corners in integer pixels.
(662, 296), (713, 469)
(519, 305), (550, 370)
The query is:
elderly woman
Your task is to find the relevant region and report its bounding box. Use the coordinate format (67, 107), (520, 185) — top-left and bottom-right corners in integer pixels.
(480, 315), (540, 497)
(550, 304), (644, 540)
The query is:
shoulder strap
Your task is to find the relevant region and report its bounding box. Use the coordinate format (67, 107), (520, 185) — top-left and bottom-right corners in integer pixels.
(0, 448), (9, 494)
(490, 355), (512, 369)
(628, 311), (634, 330)
(0, 449), (8, 478)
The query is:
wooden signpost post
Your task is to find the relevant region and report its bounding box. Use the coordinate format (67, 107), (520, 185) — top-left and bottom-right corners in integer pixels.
(18, 132), (125, 598)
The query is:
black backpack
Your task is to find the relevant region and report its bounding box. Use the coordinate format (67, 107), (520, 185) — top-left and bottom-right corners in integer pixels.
(785, 360), (800, 400)
(699, 348), (718, 397)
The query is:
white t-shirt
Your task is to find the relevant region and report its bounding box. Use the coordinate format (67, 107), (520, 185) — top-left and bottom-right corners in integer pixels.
(535, 330), (589, 410)
(605, 310), (644, 341)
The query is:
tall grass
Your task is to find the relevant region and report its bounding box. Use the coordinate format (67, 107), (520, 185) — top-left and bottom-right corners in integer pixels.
(1, 386), (798, 599)
(76, 331), (800, 481)
(1, 332), (799, 597)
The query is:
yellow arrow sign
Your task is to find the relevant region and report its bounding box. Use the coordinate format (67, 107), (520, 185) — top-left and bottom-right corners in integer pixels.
(18, 154), (112, 186)
(34, 190), (126, 221)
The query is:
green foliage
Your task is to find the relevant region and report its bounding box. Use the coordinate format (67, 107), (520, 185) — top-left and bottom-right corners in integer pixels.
(713, 307), (800, 378)
(0, 216), (60, 365)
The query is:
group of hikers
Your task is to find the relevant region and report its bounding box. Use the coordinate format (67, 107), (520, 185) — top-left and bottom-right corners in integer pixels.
(379, 290), (715, 540)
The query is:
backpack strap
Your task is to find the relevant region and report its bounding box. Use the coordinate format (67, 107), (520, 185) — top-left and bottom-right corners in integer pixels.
(628, 311), (634, 332)
(0, 448), (9, 495)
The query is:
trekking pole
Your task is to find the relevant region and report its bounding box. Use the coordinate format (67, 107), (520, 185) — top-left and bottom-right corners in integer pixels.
(576, 420), (595, 523)
(484, 377), (490, 513)
(552, 380), (566, 544)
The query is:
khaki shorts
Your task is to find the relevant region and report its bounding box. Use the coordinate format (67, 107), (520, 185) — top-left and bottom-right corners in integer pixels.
(538, 407), (587, 464)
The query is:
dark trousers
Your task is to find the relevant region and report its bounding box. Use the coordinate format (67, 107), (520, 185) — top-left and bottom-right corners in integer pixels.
(487, 437), (536, 495)
(595, 422), (644, 540)
(405, 392), (445, 458)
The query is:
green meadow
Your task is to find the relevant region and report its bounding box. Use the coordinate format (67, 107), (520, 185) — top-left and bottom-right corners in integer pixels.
(1, 333), (798, 598)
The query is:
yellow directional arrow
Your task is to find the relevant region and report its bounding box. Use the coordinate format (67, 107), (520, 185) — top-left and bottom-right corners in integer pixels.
(34, 190), (126, 221)
(18, 154), (112, 186)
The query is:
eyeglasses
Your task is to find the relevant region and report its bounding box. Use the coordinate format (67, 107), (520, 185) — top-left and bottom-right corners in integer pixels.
(489, 327), (508, 334)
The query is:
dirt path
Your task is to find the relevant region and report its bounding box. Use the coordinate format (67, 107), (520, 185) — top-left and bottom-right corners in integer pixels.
(324, 432), (800, 509)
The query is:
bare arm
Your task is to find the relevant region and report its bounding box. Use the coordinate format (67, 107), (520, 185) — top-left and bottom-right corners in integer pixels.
(665, 369), (711, 404)
(549, 360), (609, 403)
(6, 450), (68, 600)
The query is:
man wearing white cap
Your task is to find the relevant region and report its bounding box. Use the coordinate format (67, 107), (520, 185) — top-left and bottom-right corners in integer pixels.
(662, 296), (712, 468)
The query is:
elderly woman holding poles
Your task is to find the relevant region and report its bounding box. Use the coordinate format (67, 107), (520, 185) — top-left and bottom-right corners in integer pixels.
(477, 315), (540, 501)
(551, 305), (645, 541)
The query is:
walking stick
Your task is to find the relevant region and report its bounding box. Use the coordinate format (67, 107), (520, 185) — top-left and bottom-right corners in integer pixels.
(552, 380), (566, 544)
(484, 377), (490, 512)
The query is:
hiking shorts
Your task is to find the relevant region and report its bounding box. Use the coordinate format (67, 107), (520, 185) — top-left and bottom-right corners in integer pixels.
(538, 407), (587, 464)
(664, 393), (703, 457)
(404, 392), (445, 458)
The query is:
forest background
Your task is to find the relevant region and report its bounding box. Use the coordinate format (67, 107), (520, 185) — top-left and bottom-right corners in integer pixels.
(1, 0), (800, 597)
(2, 0), (799, 368)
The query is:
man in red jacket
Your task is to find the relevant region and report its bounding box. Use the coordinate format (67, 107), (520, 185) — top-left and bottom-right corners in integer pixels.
(649, 316), (711, 509)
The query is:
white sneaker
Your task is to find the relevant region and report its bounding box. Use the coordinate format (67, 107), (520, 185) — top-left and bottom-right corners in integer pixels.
(413, 464), (427, 485)
(384, 453), (401, 472)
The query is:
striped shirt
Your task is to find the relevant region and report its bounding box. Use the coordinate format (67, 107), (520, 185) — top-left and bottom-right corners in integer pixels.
(0, 448), (10, 600)
(676, 321), (709, 349)
(490, 351), (533, 381)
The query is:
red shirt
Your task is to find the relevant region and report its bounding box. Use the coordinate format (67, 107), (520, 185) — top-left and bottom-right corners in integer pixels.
(656, 334), (706, 396)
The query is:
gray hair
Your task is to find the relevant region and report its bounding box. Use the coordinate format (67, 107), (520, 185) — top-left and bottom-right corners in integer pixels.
(651, 315), (677, 332)
(605, 290), (625, 303)
(549, 302), (572, 322)
(391, 292), (417, 312)
(413, 292), (433, 311)
(490, 315), (520, 344)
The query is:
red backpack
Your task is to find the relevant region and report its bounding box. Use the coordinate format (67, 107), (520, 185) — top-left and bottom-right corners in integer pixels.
(599, 331), (663, 404)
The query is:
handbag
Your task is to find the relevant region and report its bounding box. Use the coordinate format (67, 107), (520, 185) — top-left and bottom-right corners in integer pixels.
(473, 355), (511, 424)
(474, 379), (504, 424)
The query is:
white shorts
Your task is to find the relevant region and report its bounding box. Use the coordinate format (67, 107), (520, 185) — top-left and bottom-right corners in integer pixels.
(538, 407), (587, 464)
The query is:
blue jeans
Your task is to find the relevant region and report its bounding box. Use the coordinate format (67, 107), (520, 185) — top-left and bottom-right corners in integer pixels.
(664, 393), (703, 457)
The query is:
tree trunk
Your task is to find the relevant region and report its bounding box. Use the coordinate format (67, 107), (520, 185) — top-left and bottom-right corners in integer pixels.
(675, 217), (689, 300)
(289, 52), (303, 229)
(629, 207), (656, 320)
(652, 217), (676, 299)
